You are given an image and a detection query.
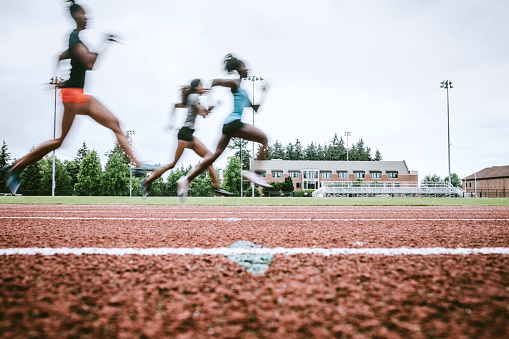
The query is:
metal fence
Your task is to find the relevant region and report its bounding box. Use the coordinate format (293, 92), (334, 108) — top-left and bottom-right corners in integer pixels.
(464, 189), (509, 198)
(312, 181), (469, 198)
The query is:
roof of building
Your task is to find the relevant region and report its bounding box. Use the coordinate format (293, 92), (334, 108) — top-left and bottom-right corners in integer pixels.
(254, 160), (412, 174)
(464, 165), (509, 180)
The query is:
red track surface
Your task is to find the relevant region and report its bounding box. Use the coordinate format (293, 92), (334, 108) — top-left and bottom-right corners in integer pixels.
(1, 205), (508, 338)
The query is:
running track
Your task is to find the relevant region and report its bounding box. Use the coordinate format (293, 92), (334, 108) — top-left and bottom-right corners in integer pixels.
(1, 204), (508, 338)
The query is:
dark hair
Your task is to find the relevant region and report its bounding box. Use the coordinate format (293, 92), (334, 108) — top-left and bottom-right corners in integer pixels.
(224, 54), (243, 73)
(67, 0), (83, 14)
(181, 79), (201, 106)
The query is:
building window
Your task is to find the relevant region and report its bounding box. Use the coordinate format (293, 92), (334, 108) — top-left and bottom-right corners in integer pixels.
(354, 171), (365, 179)
(371, 172), (381, 179)
(395, 182), (400, 187)
(256, 171), (266, 177)
(304, 181), (318, 190)
(387, 172), (398, 179)
(296, 182), (301, 189)
(289, 171), (300, 178)
(469, 183), (472, 188)
(321, 171), (331, 179)
(386, 183), (392, 188)
(272, 171), (283, 178)
(337, 171), (348, 179)
(303, 170), (318, 179)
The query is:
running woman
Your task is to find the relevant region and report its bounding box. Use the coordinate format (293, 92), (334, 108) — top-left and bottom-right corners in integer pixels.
(140, 79), (232, 198)
(3, 1), (154, 194)
(177, 54), (272, 199)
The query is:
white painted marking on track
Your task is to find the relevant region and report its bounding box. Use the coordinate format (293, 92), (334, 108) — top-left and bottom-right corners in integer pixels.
(1, 247), (508, 256)
(0, 216), (508, 221)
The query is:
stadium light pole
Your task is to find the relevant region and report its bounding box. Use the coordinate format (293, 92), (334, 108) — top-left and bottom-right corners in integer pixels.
(126, 130), (135, 197)
(245, 76), (264, 197)
(49, 77), (64, 197)
(440, 80), (453, 189)
(344, 131), (351, 182)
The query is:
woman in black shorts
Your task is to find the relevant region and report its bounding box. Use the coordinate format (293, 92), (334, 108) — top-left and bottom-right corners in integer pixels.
(177, 54), (271, 199)
(141, 79), (231, 198)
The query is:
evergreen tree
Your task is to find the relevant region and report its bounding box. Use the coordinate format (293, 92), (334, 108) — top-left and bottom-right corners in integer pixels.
(223, 156), (241, 196)
(102, 152), (130, 195)
(0, 141), (11, 191)
(18, 150), (43, 196)
(284, 141), (294, 160)
(374, 149), (382, 161)
(271, 140), (285, 160)
(75, 150), (102, 195)
(305, 142), (319, 160)
(293, 139), (304, 160)
(316, 144), (326, 160)
(75, 141), (89, 165)
(40, 156), (72, 195)
(281, 175), (294, 193)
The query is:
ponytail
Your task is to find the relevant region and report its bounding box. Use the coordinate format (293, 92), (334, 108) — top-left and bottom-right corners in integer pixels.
(181, 79), (201, 106)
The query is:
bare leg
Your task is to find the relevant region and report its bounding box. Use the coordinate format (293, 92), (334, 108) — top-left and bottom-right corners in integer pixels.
(186, 134), (231, 183)
(84, 96), (141, 166)
(145, 140), (190, 185)
(10, 103), (77, 174)
(231, 124), (268, 158)
(190, 137), (220, 188)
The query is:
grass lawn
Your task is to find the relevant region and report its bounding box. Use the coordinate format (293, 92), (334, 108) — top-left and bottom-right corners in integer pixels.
(0, 196), (508, 206)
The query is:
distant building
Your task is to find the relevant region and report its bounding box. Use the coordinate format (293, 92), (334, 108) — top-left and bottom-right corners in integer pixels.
(254, 159), (418, 191)
(463, 165), (509, 197)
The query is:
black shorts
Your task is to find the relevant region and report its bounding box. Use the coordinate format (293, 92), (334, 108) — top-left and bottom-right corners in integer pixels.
(177, 127), (195, 142)
(222, 120), (245, 136)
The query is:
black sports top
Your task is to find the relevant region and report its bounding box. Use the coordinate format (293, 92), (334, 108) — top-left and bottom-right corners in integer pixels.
(61, 30), (87, 89)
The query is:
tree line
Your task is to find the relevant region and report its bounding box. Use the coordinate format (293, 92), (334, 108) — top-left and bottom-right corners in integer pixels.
(0, 140), (215, 196)
(0, 133), (386, 196)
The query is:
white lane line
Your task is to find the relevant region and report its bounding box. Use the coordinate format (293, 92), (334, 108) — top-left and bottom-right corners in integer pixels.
(0, 216), (508, 221)
(1, 247), (508, 256)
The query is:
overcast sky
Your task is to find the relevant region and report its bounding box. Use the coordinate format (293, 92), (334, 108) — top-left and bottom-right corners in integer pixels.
(1, 0), (508, 181)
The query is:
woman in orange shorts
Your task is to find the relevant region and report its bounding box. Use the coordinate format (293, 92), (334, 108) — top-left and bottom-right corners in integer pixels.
(3, 1), (154, 194)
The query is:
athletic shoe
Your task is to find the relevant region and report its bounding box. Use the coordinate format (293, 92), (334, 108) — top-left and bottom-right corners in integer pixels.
(140, 178), (149, 199)
(2, 165), (20, 195)
(133, 163), (158, 177)
(214, 187), (234, 196)
(241, 170), (273, 188)
(177, 176), (189, 202)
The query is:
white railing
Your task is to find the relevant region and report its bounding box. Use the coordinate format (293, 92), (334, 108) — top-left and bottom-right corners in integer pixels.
(312, 181), (468, 198)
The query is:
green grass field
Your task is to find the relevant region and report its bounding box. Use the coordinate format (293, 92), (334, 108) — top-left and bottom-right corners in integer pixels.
(1, 196), (508, 206)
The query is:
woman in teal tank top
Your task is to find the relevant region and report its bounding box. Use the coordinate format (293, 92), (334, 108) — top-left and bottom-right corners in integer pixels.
(177, 54), (272, 199)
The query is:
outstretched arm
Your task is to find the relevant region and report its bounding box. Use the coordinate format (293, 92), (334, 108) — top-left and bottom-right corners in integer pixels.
(211, 79), (239, 93)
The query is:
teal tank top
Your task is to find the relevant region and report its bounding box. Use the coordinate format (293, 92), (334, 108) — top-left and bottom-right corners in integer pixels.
(224, 87), (250, 124)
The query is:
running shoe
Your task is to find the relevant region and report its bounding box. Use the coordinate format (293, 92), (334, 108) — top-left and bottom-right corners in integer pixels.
(2, 165), (20, 195)
(140, 178), (149, 199)
(241, 170), (273, 188)
(214, 187), (234, 196)
(133, 163), (158, 177)
(177, 176), (189, 202)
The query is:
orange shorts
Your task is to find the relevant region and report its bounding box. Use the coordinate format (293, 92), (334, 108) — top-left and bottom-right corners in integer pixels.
(61, 88), (90, 104)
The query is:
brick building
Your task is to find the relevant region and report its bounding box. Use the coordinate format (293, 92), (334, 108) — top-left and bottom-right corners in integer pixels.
(463, 165), (509, 197)
(254, 159), (418, 191)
